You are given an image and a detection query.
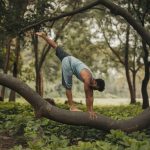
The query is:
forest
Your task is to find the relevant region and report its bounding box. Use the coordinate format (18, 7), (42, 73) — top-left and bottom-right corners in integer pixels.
(0, 0), (150, 149)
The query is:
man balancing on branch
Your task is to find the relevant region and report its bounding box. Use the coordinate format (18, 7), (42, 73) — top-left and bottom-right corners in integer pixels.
(36, 32), (105, 118)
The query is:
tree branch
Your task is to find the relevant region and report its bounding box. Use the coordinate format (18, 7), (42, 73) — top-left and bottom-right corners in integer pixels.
(1, 73), (150, 132)
(20, 0), (150, 46)
(20, 0), (100, 33)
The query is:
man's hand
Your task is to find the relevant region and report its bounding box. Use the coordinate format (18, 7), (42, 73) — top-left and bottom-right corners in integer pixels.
(88, 111), (97, 120)
(35, 32), (47, 37)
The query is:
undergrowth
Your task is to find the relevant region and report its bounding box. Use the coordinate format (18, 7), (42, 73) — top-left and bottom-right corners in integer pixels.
(0, 102), (150, 150)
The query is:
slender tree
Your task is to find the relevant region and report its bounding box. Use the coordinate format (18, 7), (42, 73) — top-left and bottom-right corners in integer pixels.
(9, 37), (21, 101)
(0, 37), (12, 101)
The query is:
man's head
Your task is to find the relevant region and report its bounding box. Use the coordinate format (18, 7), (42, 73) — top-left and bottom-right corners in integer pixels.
(91, 78), (105, 92)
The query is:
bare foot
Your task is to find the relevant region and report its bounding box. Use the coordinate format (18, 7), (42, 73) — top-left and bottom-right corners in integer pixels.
(70, 106), (82, 111)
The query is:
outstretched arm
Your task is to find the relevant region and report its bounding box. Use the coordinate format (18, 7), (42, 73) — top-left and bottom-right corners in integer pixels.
(35, 32), (57, 49)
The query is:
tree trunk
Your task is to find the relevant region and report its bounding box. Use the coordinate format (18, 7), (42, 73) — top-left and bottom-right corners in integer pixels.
(132, 71), (136, 103)
(131, 32), (138, 104)
(1, 73), (150, 133)
(39, 71), (44, 97)
(9, 37), (20, 102)
(35, 69), (44, 97)
(33, 34), (44, 97)
(0, 38), (11, 101)
(141, 40), (149, 109)
(124, 24), (136, 104)
(9, 63), (17, 101)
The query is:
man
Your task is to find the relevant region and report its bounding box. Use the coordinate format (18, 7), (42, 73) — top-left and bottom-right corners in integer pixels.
(36, 32), (105, 118)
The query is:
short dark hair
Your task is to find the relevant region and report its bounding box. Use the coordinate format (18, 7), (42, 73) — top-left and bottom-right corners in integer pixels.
(95, 79), (105, 92)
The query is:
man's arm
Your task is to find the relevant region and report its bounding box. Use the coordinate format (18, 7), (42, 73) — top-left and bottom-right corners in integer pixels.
(35, 32), (57, 49)
(84, 82), (97, 119)
(84, 82), (94, 112)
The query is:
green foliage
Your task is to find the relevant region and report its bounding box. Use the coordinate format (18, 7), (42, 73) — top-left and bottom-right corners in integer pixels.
(0, 102), (150, 150)
(0, 0), (28, 36)
(94, 103), (142, 120)
(106, 130), (150, 150)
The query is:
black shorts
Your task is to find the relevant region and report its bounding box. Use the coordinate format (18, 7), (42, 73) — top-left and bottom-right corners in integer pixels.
(55, 46), (70, 61)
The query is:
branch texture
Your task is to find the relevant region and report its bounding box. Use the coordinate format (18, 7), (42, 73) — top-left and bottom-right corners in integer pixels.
(0, 73), (150, 132)
(20, 0), (150, 46)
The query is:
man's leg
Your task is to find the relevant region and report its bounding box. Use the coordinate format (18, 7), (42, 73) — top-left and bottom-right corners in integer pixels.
(55, 46), (70, 61)
(66, 89), (82, 111)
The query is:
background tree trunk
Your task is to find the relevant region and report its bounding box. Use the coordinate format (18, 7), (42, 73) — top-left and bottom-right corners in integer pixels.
(124, 24), (136, 104)
(9, 37), (20, 102)
(32, 33), (44, 96)
(141, 40), (149, 109)
(132, 71), (136, 103)
(0, 38), (11, 101)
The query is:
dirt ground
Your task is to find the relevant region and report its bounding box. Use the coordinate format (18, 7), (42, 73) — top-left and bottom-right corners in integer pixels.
(0, 133), (16, 150)
(0, 133), (26, 150)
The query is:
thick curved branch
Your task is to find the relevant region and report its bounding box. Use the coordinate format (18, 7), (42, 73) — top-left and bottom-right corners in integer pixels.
(98, 0), (150, 46)
(20, 0), (150, 46)
(20, 0), (100, 33)
(0, 73), (150, 132)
